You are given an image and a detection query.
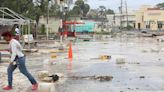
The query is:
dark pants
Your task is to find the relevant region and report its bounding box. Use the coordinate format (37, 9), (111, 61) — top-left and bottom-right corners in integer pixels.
(7, 56), (37, 86)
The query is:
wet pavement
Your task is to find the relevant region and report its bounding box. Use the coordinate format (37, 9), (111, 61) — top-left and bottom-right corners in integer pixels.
(0, 35), (164, 92)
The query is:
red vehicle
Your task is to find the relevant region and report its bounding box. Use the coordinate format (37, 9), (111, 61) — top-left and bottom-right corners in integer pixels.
(61, 21), (85, 37)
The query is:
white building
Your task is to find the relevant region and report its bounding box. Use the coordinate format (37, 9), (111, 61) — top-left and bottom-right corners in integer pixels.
(107, 12), (136, 28)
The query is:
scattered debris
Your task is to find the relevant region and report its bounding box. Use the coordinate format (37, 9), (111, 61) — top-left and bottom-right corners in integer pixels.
(37, 71), (63, 82)
(43, 59), (51, 65)
(141, 49), (149, 53)
(0, 51), (10, 62)
(156, 36), (164, 42)
(30, 52), (41, 56)
(23, 49), (38, 52)
(128, 62), (140, 64)
(99, 55), (111, 60)
(94, 76), (113, 81)
(151, 48), (159, 53)
(38, 71), (49, 80)
(83, 39), (90, 41)
(49, 50), (59, 53)
(116, 58), (126, 64)
(58, 45), (64, 50)
(139, 76), (145, 79)
(48, 74), (59, 82)
(39, 49), (50, 54)
(103, 42), (108, 44)
(158, 58), (161, 61)
(41, 77), (54, 82)
(51, 54), (57, 59)
(71, 75), (113, 82)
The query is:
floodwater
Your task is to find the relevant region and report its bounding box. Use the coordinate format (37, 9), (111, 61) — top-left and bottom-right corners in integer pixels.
(1, 35), (164, 92)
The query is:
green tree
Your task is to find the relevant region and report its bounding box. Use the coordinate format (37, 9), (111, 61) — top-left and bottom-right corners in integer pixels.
(71, 0), (90, 17)
(83, 4), (90, 17)
(106, 9), (114, 14)
(98, 6), (107, 18)
(49, 4), (60, 17)
(70, 6), (81, 16)
(156, 2), (164, 9)
(87, 9), (99, 18)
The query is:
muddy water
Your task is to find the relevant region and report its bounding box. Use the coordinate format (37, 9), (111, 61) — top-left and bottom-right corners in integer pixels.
(1, 36), (164, 92)
(53, 37), (164, 92)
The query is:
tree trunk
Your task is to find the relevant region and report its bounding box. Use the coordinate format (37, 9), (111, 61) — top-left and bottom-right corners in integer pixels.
(35, 15), (40, 39)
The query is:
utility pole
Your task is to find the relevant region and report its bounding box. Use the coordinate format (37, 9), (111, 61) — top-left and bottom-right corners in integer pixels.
(59, 0), (64, 44)
(125, 0), (129, 27)
(120, 0), (123, 29)
(120, 0), (123, 14)
(46, 0), (50, 40)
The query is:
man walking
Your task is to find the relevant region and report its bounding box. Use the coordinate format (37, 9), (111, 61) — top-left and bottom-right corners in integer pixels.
(1, 31), (38, 90)
(14, 26), (20, 40)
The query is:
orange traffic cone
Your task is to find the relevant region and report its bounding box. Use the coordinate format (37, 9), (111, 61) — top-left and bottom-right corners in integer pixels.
(68, 42), (73, 61)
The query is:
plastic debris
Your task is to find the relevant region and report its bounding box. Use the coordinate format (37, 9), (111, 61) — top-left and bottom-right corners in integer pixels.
(51, 54), (57, 59)
(38, 71), (63, 83)
(38, 71), (49, 80)
(139, 76), (145, 79)
(116, 58), (126, 64)
(151, 48), (159, 53)
(71, 75), (113, 82)
(99, 55), (111, 60)
(141, 49), (149, 53)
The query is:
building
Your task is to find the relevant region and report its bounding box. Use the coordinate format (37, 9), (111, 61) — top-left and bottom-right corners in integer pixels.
(106, 12), (136, 28)
(39, 16), (60, 33)
(135, 5), (164, 31)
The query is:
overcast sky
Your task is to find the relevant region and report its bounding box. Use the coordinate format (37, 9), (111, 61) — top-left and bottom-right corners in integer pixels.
(85, 0), (164, 12)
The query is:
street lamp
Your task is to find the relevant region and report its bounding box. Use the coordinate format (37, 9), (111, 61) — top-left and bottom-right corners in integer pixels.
(46, 0), (51, 40)
(58, 0), (68, 50)
(59, 1), (68, 41)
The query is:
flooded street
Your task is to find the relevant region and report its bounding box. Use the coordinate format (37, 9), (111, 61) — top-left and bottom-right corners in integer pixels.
(55, 37), (164, 92)
(1, 35), (164, 92)
(1, 0), (164, 91)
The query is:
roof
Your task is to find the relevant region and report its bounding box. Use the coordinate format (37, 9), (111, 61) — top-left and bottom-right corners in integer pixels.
(0, 7), (33, 25)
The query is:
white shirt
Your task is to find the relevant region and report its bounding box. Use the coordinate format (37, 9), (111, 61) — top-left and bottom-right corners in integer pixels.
(9, 39), (24, 62)
(15, 28), (20, 35)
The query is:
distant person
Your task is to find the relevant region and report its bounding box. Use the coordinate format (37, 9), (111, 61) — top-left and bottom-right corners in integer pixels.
(15, 26), (20, 35)
(58, 27), (63, 35)
(15, 26), (21, 40)
(1, 31), (38, 91)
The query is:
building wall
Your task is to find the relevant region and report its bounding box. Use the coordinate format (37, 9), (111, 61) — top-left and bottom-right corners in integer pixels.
(135, 11), (144, 29)
(135, 5), (164, 31)
(39, 16), (60, 33)
(144, 10), (164, 30)
(122, 14), (135, 27)
(107, 13), (136, 28)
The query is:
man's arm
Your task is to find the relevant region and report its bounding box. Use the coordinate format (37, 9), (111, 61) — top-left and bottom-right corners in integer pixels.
(10, 42), (17, 62)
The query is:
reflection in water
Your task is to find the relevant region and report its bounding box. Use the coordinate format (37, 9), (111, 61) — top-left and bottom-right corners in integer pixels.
(67, 62), (72, 70)
(38, 83), (56, 92)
